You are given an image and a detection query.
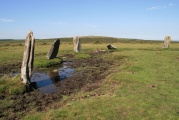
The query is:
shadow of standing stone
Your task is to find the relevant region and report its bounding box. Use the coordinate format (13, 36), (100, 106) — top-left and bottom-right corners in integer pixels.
(73, 36), (81, 52)
(48, 70), (60, 83)
(21, 31), (35, 84)
(47, 39), (60, 59)
(163, 36), (171, 48)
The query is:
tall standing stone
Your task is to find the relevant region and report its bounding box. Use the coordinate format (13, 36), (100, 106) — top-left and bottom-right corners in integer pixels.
(73, 36), (81, 52)
(21, 31), (35, 84)
(47, 39), (60, 59)
(163, 36), (171, 48)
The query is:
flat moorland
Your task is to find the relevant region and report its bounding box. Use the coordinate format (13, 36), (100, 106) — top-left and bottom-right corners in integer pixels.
(0, 37), (179, 120)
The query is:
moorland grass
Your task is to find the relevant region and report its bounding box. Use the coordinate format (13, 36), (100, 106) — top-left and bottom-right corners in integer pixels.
(24, 41), (179, 120)
(0, 38), (179, 119)
(0, 75), (25, 95)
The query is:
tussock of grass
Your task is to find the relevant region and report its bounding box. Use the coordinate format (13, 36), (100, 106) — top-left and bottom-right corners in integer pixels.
(0, 100), (14, 109)
(0, 75), (25, 95)
(34, 57), (62, 68)
(74, 52), (90, 59)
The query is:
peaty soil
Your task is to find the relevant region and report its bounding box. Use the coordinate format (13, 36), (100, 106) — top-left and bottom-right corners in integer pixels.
(0, 52), (116, 120)
(0, 62), (21, 77)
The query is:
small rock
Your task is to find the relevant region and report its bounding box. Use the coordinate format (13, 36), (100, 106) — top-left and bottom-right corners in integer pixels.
(107, 44), (117, 49)
(94, 49), (106, 52)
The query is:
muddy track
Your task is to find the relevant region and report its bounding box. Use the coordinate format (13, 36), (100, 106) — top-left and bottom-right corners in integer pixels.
(0, 52), (116, 120)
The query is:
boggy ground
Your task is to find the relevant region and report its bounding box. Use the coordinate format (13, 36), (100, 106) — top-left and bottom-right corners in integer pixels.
(0, 62), (21, 77)
(0, 51), (116, 120)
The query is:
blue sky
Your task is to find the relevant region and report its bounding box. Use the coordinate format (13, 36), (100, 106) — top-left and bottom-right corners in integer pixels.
(0, 0), (179, 40)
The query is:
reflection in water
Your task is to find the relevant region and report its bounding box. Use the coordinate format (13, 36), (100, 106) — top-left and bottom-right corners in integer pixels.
(30, 62), (74, 93)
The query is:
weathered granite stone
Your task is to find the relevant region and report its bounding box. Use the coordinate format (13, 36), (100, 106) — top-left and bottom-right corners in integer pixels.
(163, 36), (171, 48)
(21, 31), (35, 84)
(47, 39), (60, 59)
(107, 44), (117, 49)
(73, 36), (81, 52)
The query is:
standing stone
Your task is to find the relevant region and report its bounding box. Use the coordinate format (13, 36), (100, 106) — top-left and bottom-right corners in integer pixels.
(107, 44), (117, 49)
(47, 39), (60, 59)
(21, 31), (35, 84)
(73, 36), (81, 52)
(163, 36), (171, 48)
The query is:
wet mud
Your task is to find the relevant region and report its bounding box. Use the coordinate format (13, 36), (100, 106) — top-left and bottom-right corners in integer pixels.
(0, 62), (21, 77)
(0, 52), (116, 120)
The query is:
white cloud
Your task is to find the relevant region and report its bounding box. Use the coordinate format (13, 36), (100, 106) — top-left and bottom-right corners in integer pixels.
(0, 18), (14, 22)
(147, 3), (174, 11)
(148, 6), (161, 10)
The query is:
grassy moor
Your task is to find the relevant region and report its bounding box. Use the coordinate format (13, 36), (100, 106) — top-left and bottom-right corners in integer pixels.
(0, 37), (179, 120)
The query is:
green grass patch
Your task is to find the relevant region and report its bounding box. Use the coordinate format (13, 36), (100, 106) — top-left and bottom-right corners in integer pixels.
(0, 75), (25, 95)
(1, 38), (179, 119)
(34, 57), (62, 68)
(24, 41), (179, 120)
(74, 52), (91, 59)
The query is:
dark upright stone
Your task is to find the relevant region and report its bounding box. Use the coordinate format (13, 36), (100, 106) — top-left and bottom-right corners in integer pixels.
(47, 39), (60, 59)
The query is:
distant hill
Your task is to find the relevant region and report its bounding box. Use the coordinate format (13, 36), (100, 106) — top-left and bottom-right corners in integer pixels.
(38, 36), (164, 44)
(1, 36), (178, 43)
(0, 39), (14, 41)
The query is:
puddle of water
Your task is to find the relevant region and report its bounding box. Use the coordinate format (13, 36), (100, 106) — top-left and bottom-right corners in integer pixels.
(30, 62), (74, 93)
